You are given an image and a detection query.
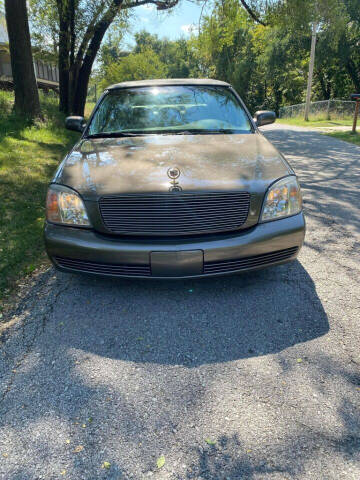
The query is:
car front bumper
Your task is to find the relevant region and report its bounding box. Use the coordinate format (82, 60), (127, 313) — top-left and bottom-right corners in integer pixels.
(44, 212), (305, 279)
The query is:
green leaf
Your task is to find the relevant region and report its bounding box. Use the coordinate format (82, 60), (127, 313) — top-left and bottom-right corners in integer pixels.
(205, 438), (216, 445)
(156, 455), (165, 469)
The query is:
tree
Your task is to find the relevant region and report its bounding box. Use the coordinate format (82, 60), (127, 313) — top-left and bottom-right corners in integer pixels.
(133, 31), (199, 78)
(4, 0), (41, 118)
(30, 0), (179, 116)
(195, 0), (262, 111)
(29, 0), (271, 117)
(100, 48), (168, 89)
(337, 0), (360, 91)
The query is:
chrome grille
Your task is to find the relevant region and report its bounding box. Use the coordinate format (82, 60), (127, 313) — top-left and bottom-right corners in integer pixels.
(99, 192), (250, 236)
(203, 247), (298, 274)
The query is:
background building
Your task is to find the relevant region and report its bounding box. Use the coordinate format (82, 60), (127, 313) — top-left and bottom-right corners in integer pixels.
(0, 12), (59, 90)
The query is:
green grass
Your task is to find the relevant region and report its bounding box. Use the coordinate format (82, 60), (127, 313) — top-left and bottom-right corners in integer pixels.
(85, 101), (96, 119)
(277, 117), (353, 128)
(0, 92), (79, 303)
(323, 131), (360, 146)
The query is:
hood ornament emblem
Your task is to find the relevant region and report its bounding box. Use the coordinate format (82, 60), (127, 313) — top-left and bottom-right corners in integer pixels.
(167, 167), (180, 180)
(167, 167), (182, 192)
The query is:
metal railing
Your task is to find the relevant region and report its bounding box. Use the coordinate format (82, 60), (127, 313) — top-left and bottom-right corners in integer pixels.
(0, 56), (59, 87)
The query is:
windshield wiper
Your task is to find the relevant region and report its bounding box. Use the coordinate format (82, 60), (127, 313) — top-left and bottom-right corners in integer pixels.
(86, 129), (246, 138)
(85, 132), (141, 138)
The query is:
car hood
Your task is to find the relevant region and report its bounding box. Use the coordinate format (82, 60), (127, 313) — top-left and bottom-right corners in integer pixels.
(54, 133), (293, 200)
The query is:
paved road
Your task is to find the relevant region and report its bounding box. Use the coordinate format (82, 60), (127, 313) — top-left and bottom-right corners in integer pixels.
(1, 124), (359, 480)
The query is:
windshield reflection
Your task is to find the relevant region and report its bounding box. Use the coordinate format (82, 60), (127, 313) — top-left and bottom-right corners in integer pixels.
(87, 86), (252, 136)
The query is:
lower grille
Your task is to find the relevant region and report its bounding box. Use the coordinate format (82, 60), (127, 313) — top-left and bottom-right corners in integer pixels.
(203, 247), (298, 274)
(55, 257), (151, 277)
(55, 246), (298, 278)
(99, 192), (250, 236)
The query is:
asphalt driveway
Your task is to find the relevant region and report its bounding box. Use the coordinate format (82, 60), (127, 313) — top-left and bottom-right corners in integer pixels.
(0, 124), (359, 479)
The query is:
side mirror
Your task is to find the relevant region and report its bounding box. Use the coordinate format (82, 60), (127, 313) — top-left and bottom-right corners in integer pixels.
(254, 110), (276, 127)
(65, 116), (86, 132)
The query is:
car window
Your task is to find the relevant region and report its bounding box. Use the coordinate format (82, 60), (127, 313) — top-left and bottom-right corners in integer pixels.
(88, 85), (252, 135)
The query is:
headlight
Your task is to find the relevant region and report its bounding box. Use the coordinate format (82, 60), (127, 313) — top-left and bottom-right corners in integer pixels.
(46, 185), (90, 227)
(261, 176), (302, 222)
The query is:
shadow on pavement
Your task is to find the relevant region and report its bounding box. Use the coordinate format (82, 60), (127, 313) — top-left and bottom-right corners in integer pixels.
(52, 259), (329, 366)
(0, 259), (334, 479)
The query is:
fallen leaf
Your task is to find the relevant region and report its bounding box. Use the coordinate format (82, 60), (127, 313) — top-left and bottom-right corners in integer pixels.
(205, 438), (216, 445)
(82, 424), (86, 428)
(296, 358), (303, 363)
(65, 439), (70, 444)
(102, 461), (111, 469)
(2, 453), (8, 458)
(60, 470), (66, 475)
(73, 445), (84, 453)
(156, 455), (165, 469)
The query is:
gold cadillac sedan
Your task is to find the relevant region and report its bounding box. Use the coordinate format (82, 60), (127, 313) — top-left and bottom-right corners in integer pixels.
(44, 79), (305, 278)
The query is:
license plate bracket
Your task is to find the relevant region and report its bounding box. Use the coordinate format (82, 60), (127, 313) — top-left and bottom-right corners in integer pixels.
(150, 250), (203, 277)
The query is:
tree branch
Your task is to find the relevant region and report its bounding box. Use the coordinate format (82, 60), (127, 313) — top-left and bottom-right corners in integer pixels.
(122, 0), (178, 10)
(239, 0), (266, 26)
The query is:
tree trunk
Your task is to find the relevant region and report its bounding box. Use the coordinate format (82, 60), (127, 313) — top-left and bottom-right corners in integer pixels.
(58, 30), (70, 113)
(317, 69), (331, 99)
(72, 58), (93, 116)
(346, 59), (360, 93)
(72, 27), (114, 115)
(304, 21), (317, 121)
(273, 83), (282, 117)
(57, 1), (72, 114)
(71, 0), (124, 115)
(4, 0), (41, 118)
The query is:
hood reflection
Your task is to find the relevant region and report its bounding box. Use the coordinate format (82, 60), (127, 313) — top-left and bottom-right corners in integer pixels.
(54, 133), (291, 199)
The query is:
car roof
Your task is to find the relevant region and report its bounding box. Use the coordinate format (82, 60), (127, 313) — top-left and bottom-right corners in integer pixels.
(107, 78), (231, 90)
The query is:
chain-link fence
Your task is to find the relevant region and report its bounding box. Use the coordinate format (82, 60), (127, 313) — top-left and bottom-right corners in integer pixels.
(279, 99), (356, 120)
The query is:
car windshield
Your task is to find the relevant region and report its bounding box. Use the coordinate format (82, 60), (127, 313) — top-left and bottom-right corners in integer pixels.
(87, 85), (252, 136)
